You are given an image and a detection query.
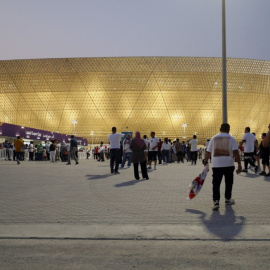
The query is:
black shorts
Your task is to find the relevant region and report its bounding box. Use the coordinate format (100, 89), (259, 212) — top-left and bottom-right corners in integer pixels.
(262, 154), (270, 166)
(148, 151), (158, 161)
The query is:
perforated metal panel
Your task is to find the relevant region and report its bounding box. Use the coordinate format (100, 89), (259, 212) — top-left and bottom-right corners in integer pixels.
(0, 57), (270, 143)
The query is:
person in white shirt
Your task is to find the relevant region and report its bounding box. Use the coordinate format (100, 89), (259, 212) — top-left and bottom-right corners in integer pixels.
(189, 135), (198, 165)
(28, 141), (34, 161)
(121, 134), (133, 168)
(143, 135), (149, 162)
(239, 127), (258, 173)
(204, 123), (242, 210)
(147, 131), (159, 170)
(108, 127), (124, 174)
(161, 138), (171, 165)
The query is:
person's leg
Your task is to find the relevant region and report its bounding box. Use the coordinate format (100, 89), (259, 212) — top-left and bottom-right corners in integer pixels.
(224, 166), (235, 200)
(212, 167), (224, 202)
(153, 152), (157, 168)
(67, 150), (71, 164)
(110, 150), (115, 173)
(134, 162), (139, 179)
(148, 152), (152, 167)
(16, 152), (20, 164)
(162, 151), (166, 163)
(114, 149), (120, 172)
(121, 152), (127, 168)
(141, 161), (148, 178)
(194, 151), (198, 165)
(127, 152), (132, 167)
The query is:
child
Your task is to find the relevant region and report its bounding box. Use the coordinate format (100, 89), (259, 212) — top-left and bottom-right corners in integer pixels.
(259, 133), (270, 176)
(43, 147), (47, 161)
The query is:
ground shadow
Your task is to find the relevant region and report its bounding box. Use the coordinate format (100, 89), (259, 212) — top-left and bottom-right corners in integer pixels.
(186, 206), (245, 241)
(239, 173), (260, 179)
(85, 174), (112, 180)
(114, 179), (147, 187)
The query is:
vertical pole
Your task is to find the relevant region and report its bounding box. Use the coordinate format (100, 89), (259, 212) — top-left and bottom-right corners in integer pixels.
(222, 0), (227, 123)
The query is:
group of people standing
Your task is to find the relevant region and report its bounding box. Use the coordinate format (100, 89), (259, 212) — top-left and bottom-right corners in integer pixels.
(3, 135), (79, 165)
(107, 127), (201, 181)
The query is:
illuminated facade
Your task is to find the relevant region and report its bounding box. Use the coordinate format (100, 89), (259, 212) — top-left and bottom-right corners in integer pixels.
(0, 57), (270, 143)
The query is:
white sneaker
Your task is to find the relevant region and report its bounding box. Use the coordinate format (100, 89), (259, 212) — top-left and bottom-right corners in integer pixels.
(147, 166), (152, 170)
(225, 198), (235, 205)
(212, 201), (220, 210)
(154, 166), (157, 170)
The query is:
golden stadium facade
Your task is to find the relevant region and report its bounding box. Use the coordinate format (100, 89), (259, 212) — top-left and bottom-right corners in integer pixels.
(0, 57), (270, 144)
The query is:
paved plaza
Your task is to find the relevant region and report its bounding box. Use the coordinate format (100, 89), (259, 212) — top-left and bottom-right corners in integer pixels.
(1, 158), (270, 238)
(0, 158), (270, 269)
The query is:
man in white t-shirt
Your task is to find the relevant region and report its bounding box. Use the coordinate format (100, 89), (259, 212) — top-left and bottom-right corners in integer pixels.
(239, 127), (258, 173)
(189, 135), (198, 165)
(108, 127), (124, 174)
(204, 123), (242, 210)
(148, 131), (159, 170)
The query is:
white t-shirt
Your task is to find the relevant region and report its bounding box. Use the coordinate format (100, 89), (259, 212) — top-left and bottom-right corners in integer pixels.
(207, 133), (238, 168)
(123, 139), (132, 153)
(149, 137), (159, 151)
(143, 139), (149, 152)
(242, 132), (256, 153)
(161, 142), (171, 151)
(189, 139), (198, 152)
(28, 144), (34, 152)
(108, 133), (124, 149)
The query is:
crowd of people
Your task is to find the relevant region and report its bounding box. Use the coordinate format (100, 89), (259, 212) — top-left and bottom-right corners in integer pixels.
(0, 135), (81, 165)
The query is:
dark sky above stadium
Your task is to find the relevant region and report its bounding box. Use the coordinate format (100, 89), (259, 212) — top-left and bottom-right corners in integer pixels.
(1, 0), (269, 61)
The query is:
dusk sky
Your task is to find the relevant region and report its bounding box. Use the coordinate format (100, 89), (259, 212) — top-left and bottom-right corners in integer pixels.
(1, 0), (269, 61)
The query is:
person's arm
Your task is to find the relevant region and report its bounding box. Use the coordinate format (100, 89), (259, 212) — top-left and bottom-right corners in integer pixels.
(262, 126), (270, 147)
(233, 149), (242, 172)
(204, 151), (211, 166)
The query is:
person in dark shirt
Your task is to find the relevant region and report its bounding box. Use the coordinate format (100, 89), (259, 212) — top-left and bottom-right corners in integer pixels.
(259, 133), (270, 176)
(67, 135), (79, 165)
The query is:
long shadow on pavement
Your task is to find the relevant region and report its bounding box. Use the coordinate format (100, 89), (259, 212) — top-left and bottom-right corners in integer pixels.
(115, 179), (147, 187)
(186, 206), (245, 241)
(86, 174), (112, 180)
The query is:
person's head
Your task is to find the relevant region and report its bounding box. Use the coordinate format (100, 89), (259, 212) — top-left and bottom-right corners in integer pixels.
(135, 131), (141, 138)
(164, 137), (168, 143)
(17, 136), (20, 139)
(193, 135), (197, 139)
(71, 135), (74, 138)
(262, 133), (266, 139)
(182, 141), (185, 144)
(143, 135), (147, 139)
(150, 131), (155, 138)
(220, 123), (230, 133)
(112, 127), (117, 133)
(30, 141), (33, 144)
(127, 133), (131, 139)
(207, 138), (210, 142)
(100, 141), (103, 145)
(245, 127), (250, 133)
(252, 132), (256, 136)
(176, 138), (179, 142)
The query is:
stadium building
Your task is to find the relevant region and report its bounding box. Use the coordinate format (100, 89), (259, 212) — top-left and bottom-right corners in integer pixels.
(0, 57), (270, 143)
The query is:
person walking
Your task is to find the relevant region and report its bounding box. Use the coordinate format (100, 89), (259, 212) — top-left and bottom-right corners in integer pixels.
(161, 138), (171, 165)
(130, 132), (149, 180)
(259, 133), (270, 176)
(189, 135), (198, 165)
(239, 127), (258, 173)
(262, 123), (270, 147)
(147, 131), (159, 170)
(67, 135), (79, 165)
(14, 136), (24, 165)
(108, 127), (124, 174)
(121, 134), (133, 168)
(175, 138), (183, 163)
(204, 123), (242, 210)
(143, 135), (149, 163)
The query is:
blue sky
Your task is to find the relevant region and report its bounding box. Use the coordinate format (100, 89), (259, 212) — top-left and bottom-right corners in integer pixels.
(0, 0), (269, 60)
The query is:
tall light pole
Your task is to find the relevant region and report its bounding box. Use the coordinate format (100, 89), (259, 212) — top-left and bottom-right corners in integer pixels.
(90, 131), (94, 146)
(182, 123), (187, 138)
(222, 0), (227, 123)
(72, 120), (77, 135)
